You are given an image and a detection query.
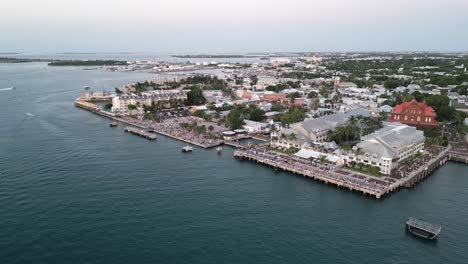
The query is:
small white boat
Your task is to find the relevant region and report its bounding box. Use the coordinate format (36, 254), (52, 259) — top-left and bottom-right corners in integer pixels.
(216, 146), (222, 154)
(182, 146), (193, 153)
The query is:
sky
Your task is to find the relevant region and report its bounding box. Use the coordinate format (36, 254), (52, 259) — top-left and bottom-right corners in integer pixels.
(1, 0), (468, 53)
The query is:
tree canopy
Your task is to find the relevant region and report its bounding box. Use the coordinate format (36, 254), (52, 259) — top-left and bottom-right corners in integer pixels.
(186, 87), (206, 106)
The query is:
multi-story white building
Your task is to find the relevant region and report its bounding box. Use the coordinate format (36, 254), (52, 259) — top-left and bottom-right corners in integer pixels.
(345, 122), (425, 175)
(111, 89), (187, 113)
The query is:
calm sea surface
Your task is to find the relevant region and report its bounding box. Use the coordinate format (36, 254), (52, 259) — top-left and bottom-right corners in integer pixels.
(1, 62), (468, 264)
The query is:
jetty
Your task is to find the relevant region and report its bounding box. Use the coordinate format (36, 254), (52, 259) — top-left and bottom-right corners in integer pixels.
(124, 127), (157, 140)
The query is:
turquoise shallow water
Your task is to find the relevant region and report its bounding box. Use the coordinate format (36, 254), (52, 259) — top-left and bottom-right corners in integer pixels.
(1, 63), (468, 264)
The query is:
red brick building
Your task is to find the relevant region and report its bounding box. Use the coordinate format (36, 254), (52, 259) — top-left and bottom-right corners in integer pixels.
(388, 99), (438, 126)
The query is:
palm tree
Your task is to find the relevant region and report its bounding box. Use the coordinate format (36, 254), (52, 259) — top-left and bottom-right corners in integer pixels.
(269, 124), (278, 139)
(319, 155), (328, 164)
(288, 133), (297, 142)
(441, 121), (448, 138)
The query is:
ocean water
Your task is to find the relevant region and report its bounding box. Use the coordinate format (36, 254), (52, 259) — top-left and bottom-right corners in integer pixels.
(1, 62), (468, 264)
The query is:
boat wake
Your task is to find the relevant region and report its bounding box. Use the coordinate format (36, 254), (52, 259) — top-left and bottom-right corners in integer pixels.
(0, 87), (15, 91)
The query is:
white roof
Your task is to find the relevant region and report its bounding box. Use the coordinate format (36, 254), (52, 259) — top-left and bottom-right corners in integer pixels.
(294, 149), (340, 163)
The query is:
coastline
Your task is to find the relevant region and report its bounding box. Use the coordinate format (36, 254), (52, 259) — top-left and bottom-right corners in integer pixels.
(74, 99), (467, 199)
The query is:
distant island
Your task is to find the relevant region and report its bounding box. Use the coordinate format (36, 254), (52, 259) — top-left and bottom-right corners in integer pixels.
(172, 54), (262, 59)
(48, 60), (128, 66)
(0, 57), (40, 63)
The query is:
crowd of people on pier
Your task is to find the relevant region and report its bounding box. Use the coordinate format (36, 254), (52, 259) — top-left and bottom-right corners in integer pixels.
(390, 149), (438, 179)
(119, 116), (224, 148)
(239, 146), (391, 194)
(151, 117), (224, 147)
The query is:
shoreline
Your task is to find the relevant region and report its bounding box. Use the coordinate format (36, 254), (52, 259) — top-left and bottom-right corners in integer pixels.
(75, 99), (467, 199)
(74, 100), (222, 149)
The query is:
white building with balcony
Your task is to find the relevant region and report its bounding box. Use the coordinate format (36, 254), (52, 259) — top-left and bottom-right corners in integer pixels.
(345, 122), (425, 175)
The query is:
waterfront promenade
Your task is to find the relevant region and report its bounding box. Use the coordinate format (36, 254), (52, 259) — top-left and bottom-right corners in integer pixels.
(74, 100), (222, 148)
(233, 144), (466, 199)
(234, 147), (394, 199)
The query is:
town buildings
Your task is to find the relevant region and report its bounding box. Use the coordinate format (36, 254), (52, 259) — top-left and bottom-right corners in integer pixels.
(271, 108), (370, 149)
(387, 100), (438, 127)
(449, 94), (468, 112)
(111, 89), (187, 113)
(242, 120), (268, 133)
(79, 90), (113, 101)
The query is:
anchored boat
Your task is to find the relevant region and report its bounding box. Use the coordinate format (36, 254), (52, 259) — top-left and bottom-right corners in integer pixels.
(109, 122), (118, 127)
(406, 217), (441, 240)
(216, 146), (222, 154)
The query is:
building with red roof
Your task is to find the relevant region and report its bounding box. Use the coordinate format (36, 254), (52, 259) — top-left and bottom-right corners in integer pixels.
(387, 99), (437, 126)
(261, 94), (287, 103)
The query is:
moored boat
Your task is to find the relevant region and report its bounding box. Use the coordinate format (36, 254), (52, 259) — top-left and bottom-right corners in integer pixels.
(110, 122), (118, 127)
(216, 146), (222, 154)
(406, 217), (441, 240)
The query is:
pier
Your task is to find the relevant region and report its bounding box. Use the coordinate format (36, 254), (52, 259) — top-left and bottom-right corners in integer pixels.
(124, 127), (157, 140)
(234, 148), (391, 199)
(232, 144), (468, 199)
(401, 147), (450, 188)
